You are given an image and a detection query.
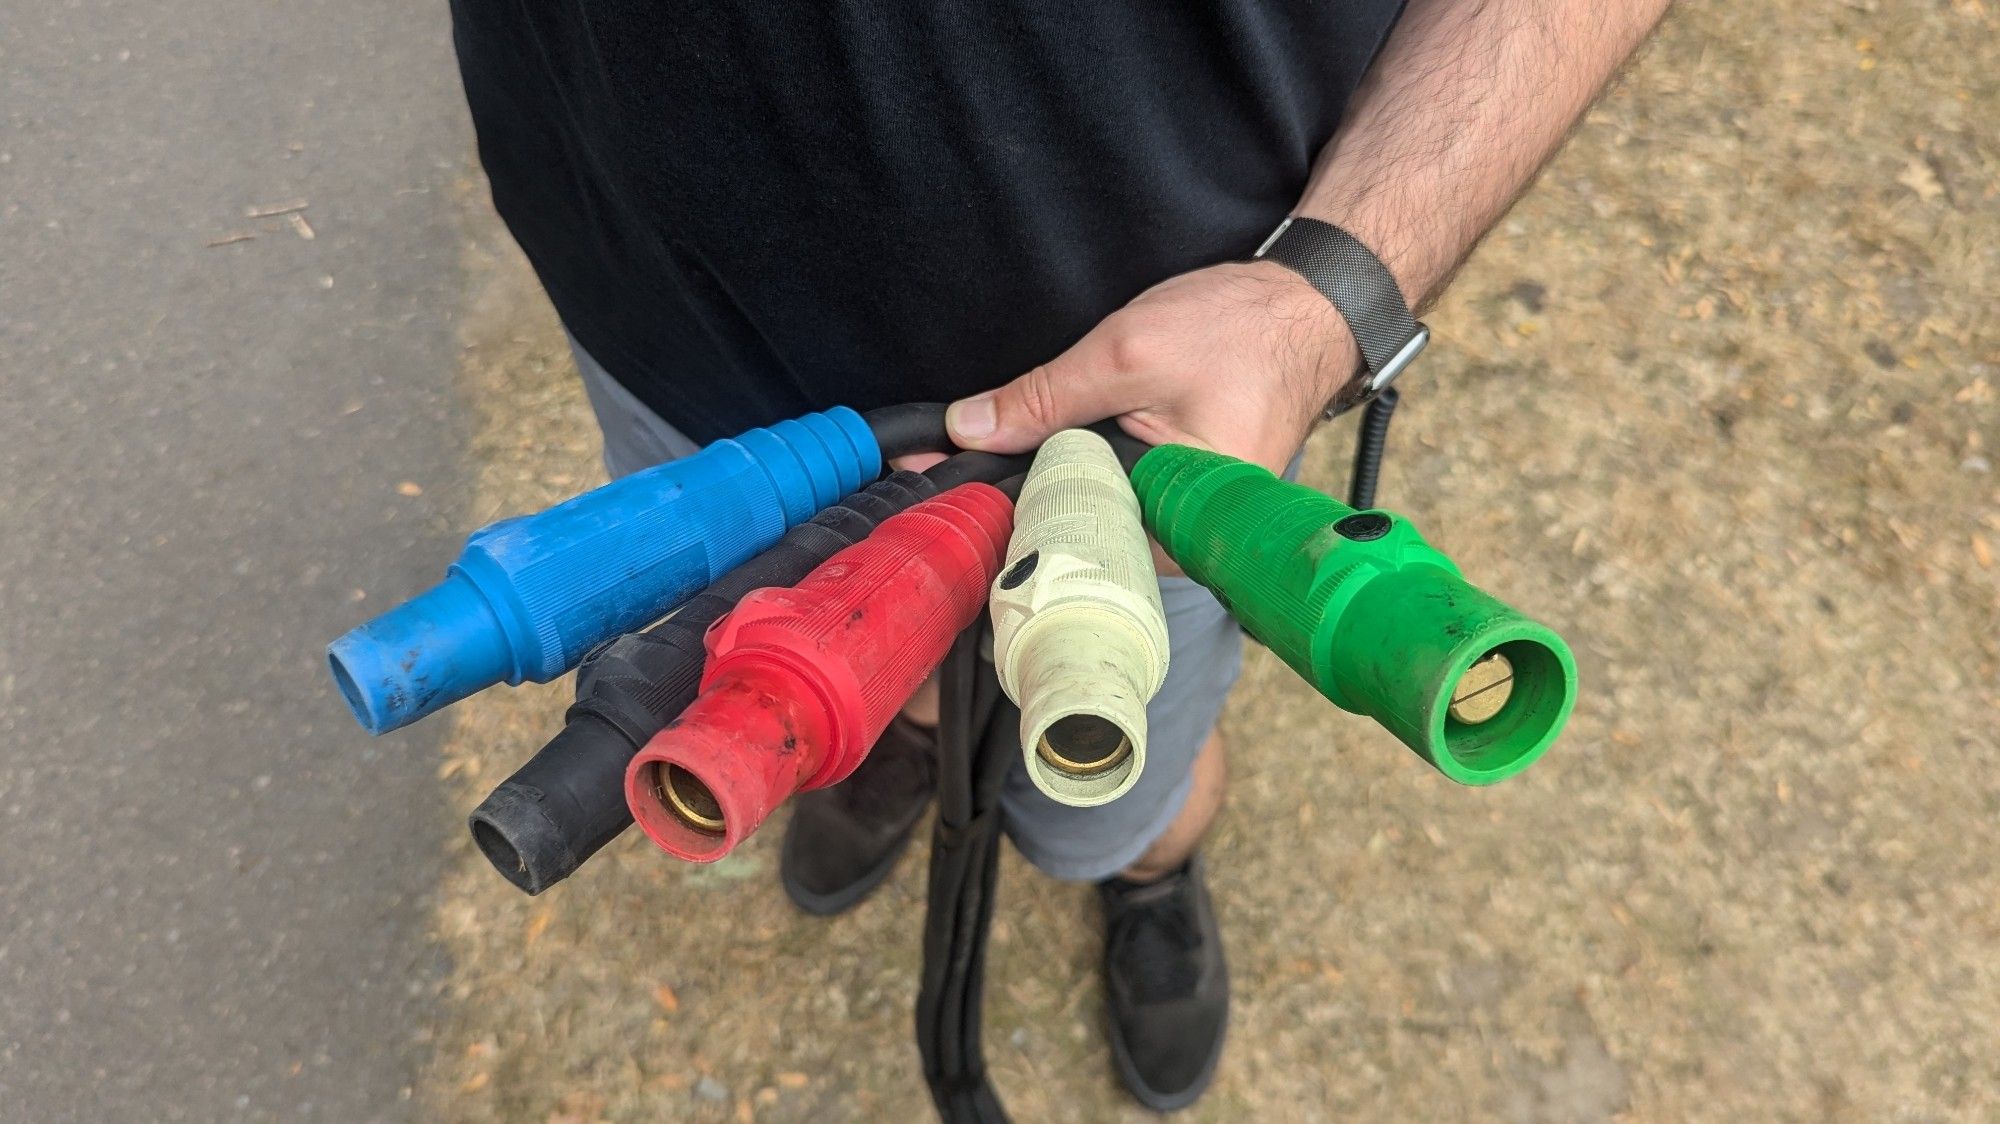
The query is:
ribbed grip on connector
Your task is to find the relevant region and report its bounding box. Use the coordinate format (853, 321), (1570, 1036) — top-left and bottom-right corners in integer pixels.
(704, 484), (1014, 785)
(626, 484), (1013, 861)
(1003, 431), (1159, 598)
(467, 471), (937, 894)
(1131, 443), (1350, 680)
(991, 430), (1169, 806)
(466, 406), (878, 679)
(329, 407), (879, 734)
(1134, 444), (1577, 786)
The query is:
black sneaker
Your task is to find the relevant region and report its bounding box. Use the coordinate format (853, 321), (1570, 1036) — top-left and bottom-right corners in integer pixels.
(1098, 855), (1230, 1111)
(780, 715), (936, 916)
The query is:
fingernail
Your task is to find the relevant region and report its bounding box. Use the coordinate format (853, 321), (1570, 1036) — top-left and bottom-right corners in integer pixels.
(948, 394), (997, 439)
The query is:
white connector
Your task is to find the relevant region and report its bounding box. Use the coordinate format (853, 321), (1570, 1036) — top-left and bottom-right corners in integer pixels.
(990, 430), (1169, 807)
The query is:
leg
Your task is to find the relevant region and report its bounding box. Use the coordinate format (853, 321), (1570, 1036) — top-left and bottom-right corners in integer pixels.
(900, 673), (941, 727)
(571, 339), (701, 476)
(1001, 574), (1241, 1112)
(1118, 729), (1226, 882)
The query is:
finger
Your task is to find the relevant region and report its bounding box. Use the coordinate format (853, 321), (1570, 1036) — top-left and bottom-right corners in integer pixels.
(888, 451), (949, 473)
(945, 334), (1144, 453)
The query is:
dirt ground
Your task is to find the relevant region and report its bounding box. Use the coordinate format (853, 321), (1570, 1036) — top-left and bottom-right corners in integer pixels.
(413, 3), (1999, 1120)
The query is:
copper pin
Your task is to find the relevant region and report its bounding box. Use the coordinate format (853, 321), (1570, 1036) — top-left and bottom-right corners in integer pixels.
(1037, 714), (1133, 777)
(1448, 652), (1515, 725)
(659, 764), (726, 834)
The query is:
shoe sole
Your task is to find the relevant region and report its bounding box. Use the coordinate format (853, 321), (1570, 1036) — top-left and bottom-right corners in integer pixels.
(1104, 999), (1227, 1113)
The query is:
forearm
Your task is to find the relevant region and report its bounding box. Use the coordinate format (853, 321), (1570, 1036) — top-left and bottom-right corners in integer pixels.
(1299, 0), (1671, 311)
(944, 0), (1672, 468)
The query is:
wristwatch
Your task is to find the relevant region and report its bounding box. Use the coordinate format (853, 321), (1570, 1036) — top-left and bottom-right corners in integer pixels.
(1251, 216), (1429, 418)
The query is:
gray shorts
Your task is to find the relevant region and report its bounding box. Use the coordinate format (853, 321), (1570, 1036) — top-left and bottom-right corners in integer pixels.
(574, 345), (1248, 882)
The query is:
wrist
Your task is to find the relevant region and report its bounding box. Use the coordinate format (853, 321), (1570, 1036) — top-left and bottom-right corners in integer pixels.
(1223, 258), (1366, 416)
(1245, 213), (1433, 415)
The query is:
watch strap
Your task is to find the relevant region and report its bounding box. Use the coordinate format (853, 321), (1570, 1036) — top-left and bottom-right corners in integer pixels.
(1252, 216), (1428, 413)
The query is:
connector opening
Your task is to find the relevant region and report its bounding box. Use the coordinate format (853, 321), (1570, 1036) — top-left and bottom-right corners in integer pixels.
(1448, 652), (1514, 725)
(657, 763), (726, 835)
(327, 651), (372, 729)
(629, 760), (737, 861)
(469, 818), (534, 893)
(627, 756), (744, 862)
(1441, 639), (1568, 780)
(1038, 714), (1131, 777)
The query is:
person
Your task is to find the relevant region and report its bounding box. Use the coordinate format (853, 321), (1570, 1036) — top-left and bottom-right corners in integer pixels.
(449, 1), (1668, 1109)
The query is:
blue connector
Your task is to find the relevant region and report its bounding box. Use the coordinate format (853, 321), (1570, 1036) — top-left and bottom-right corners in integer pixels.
(328, 407), (879, 734)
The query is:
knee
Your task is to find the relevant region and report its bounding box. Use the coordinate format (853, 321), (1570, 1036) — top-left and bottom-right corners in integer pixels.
(1118, 730), (1228, 882)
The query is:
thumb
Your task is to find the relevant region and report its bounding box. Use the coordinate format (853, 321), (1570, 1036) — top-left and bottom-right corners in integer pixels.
(945, 335), (1138, 454)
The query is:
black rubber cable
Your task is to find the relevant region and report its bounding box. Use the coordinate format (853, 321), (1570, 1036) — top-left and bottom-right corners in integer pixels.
(914, 396), (1407, 1120)
(924, 450), (1033, 491)
(865, 403), (955, 461)
(466, 454), (1025, 896)
(467, 471), (940, 894)
(1345, 386), (1400, 510)
(918, 617), (1016, 1123)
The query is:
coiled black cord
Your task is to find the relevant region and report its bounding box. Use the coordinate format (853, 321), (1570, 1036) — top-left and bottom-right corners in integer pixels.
(1345, 386), (1400, 510)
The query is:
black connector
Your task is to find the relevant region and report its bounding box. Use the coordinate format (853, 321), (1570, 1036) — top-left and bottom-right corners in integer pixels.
(468, 470), (940, 894)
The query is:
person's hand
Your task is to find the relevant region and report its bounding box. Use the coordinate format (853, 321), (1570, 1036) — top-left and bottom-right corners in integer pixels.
(944, 259), (1360, 474)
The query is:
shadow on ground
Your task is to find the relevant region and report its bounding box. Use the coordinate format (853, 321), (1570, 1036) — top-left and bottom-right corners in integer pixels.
(414, 4), (1998, 1120)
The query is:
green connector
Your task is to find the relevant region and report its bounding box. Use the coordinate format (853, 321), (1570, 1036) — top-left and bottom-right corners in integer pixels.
(1131, 445), (1576, 785)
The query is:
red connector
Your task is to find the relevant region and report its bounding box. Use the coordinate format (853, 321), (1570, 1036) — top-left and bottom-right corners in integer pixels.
(625, 484), (1013, 862)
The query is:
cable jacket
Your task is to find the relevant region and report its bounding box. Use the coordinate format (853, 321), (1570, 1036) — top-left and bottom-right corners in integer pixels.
(865, 402), (954, 460)
(925, 450), (1034, 491)
(917, 618), (1016, 1124)
(1346, 385), (1400, 510)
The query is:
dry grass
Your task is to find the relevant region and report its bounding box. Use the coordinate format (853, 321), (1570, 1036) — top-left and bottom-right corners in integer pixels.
(418, 3), (2000, 1120)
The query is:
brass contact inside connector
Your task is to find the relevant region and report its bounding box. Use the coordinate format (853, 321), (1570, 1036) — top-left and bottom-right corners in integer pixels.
(657, 763), (726, 835)
(1448, 652), (1515, 725)
(1038, 714), (1132, 778)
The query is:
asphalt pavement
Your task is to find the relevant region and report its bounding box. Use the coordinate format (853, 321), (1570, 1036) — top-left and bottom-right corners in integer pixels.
(2, 1), (476, 1117)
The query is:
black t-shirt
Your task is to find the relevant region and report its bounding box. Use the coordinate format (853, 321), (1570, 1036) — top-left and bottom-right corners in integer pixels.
(451, 2), (1405, 443)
